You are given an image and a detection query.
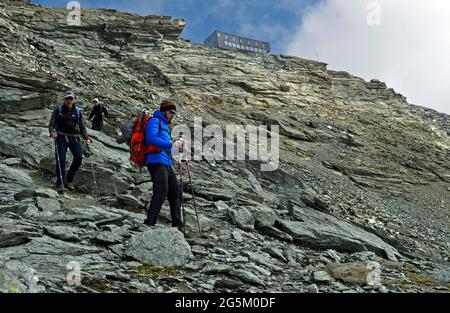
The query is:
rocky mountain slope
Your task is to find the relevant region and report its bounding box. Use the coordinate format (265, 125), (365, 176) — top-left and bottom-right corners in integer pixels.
(0, 0), (449, 293)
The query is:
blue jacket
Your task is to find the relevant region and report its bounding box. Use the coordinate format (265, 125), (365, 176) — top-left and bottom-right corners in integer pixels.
(145, 110), (173, 166)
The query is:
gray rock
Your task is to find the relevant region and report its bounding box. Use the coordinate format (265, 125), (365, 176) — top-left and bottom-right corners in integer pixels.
(23, 205), (40, 218)
(325, 249), (343, 262)
(79, 221), (99, 230)
(263, 247), (288, 263)
(326, 262), (381, 285)
(228, 207), (254, 231)
(0, 203), (35, 215)
(14, 189), (36, 201)
(350, 251), (377, 262)
(242, 251), (280, 270)
(249, 205), (277, 226)
(19, 236), (102, 256)
(44, 226), (81, 242)
(0, 0), (448, 294)
(201, 264), (233, 275)
(255, 222), (293, 242)
(1, 158), (21, 166)
(75, 167), (133, 196)
(94, 231), (124, 245)
(125, 227), (193, 267)
(283, 246), (302, 264)
(300, 191), (330, 212)
(247, 262), (271, 276)
(39, 155), (133, 197)
(184, 208), (214, 232)
(116, 194), (145, 209)
(194, 187), (235, 202)
(35, 188), (59, 199)
(313, 270), (332, 283)
(307, 284), (319, 293)
(214, 278), (244, 289)
(229, 269), (266, 286)
(214, 200), (230, 212)
(231, 230), (243, 242)
(0, 216), (43, 248)
(433, 268), (450, 283)
(0, 258), (44, 293)
(36, 197), (61, 213)
(276, 206), (400, 261)
(0, 164), (33, 201)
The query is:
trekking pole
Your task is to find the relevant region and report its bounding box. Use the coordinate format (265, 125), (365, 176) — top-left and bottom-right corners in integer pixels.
(54, 139), (65, 194)
(184, 143), (202, 235)
(178, 155), (186, 236)
(86, 143), (99, 201)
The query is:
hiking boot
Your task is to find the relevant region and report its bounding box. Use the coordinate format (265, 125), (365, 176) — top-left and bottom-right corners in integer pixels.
(56, 184), (65, 193)
(66, 182), (75, 191)
(143, 220), (154, 226)
(176, 224), (185, 233)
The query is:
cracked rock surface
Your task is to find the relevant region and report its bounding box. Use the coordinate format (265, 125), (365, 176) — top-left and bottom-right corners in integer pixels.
(0, 0), (448, 293)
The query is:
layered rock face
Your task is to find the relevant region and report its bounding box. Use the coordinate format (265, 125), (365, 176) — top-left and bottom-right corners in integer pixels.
(0, 0), (449, 293)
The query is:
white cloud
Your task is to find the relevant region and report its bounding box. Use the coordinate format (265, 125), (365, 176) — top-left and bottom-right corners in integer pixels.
(285, 0), (450, 114)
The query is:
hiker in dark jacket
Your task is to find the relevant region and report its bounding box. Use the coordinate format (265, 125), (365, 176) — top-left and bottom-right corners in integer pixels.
(144, 101), (184, 229)
(48, 91), (92, 191)
(88, 98), (108, 131)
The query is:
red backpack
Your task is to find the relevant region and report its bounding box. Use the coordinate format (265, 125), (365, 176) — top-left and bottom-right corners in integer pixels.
(130, 115), (161, 167)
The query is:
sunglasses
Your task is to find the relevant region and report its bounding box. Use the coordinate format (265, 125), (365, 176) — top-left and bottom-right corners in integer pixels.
(64, 97), (74, 101)
(169, 110), (176, 115)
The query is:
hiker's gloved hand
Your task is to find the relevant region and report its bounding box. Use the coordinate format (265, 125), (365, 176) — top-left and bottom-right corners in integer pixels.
(50, 131), (58, 139)
(172, 139), (184, 151)
(85, 137), (93, 145)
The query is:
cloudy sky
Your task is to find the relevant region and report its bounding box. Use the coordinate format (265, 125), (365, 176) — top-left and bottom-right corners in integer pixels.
(32, 0), (450, 114)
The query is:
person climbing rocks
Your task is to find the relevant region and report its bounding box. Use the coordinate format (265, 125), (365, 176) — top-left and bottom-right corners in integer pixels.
(88, 98), (108, 131)
(144, 101), (185, 230)
(48, 91), (92, 192)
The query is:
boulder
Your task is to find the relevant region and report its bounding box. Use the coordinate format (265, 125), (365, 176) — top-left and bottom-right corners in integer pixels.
(14, 189), (36, 201)
(0, 158), (21, 166)
(0, 257), (44, 293)
(276, 204), (400, 261)
(44, 226), (81, 242)
(125, 227), (193, 267)
(66, 167), (132, 197)
(313, 270), (332, 283)
(326, 262), (381, 285)
(0, 216), (43, 248)
(0, 164), (33, 202)
(228, 207), (254, 231)
(36, 197), (61, 213)
(35, 188), (59, 199)
(0, 123), (52, 168)
(249, 205), (277, 226)
(214, 200), (230, 212)
(229, 269), (266, 286)
(255, 222), (294, 242)
(116, 194), (145, 210)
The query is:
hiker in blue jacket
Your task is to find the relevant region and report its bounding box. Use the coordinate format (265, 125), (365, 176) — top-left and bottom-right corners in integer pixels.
(144, 101), (184, 229)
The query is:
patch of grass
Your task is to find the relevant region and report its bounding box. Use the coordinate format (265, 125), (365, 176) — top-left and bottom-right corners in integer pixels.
(83, 277), (109, 292)
(129, 265), (178, 277)
(125, 207), (145, 213)
(403, 263), (418, 272)
(405, 272), (441, 286)
(382, 273), (450, 292)
(383, 262), (403, 270)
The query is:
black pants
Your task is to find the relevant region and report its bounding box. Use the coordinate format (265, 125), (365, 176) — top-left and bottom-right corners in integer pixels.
(145, 163), (183, 228)
(55, 136), (83, 186)
(92, 117), (103, 131)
